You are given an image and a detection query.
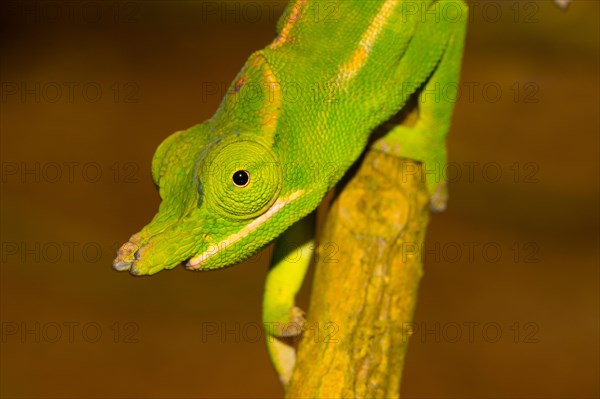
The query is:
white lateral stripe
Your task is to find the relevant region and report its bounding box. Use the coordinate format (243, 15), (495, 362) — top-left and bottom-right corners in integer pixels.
(187, 189), (305, 268)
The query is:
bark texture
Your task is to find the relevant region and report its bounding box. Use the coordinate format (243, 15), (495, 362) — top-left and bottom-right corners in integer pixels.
(286, 152), (430, 398)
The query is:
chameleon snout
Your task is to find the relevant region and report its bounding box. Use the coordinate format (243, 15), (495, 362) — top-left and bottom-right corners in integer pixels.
(113, 239), (153, 275)
(112, 241), (138, 272)
(113, 230), (201, 276)
(113, 241), (154, 275)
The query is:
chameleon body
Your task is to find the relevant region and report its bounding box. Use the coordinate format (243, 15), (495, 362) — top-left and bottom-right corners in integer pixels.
(114, 0), (467, 385)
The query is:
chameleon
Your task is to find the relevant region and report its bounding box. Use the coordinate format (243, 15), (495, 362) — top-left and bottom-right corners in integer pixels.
(114, 0), (467, 385)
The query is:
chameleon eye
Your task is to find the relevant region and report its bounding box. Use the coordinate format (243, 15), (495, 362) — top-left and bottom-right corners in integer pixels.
(232, 170), (250, 187)
(198, 137), (282, 220)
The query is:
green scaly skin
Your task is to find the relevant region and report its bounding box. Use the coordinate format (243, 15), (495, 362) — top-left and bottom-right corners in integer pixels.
(114, 0), (467, 385)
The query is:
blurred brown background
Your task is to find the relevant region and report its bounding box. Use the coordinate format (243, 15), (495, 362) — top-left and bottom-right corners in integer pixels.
(1, 0), (598, 398)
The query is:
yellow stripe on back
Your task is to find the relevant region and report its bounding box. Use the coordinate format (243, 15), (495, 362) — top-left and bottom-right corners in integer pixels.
(261, 60), (282, 145)
(270, 0), (307, 49)
(336, 0), (399, 85)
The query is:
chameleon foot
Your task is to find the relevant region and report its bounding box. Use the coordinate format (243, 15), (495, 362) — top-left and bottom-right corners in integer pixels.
(273, 306), (306, 338)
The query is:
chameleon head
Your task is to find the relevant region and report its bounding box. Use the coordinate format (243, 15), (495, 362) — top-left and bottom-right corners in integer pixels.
(113, 123), (312, 276)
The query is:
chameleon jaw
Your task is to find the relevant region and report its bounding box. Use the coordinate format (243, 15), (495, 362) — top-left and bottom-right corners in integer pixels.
(113, 241), (173, 276)
(112, 238), (161, 275)
(112, 241), (157, 275)
(113, 231), (198, 276)
(186, 189), (307, 270)
(112, 241), (138, 272)
(115, 189), (308, 274)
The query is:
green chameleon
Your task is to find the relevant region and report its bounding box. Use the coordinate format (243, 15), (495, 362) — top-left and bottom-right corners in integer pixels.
(114, 0), (467, 385)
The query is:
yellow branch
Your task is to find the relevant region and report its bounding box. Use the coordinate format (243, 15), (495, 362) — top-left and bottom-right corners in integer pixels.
(286, 151), (430, 398)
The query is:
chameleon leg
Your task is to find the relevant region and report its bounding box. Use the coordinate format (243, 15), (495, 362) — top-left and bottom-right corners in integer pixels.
(373, 0), (468, 211)
(263, 212), (315, 386)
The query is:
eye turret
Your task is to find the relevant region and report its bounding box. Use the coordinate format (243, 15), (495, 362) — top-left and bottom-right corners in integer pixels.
(198, 137), (282, 219)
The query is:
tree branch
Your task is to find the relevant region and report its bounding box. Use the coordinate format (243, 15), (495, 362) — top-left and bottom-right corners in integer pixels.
(286, 152), (430, 398)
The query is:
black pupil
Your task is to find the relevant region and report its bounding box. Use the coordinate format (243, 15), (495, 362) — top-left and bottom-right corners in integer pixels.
(232, 170), (249, 187)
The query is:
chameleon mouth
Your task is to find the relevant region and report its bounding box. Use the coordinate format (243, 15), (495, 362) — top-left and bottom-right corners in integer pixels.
(114, 189), (308, 274)
(113, 241), (181, 276)
(113, 227), (200, 276)
(112, 241), (176, 276)
(113, 241), (138, 272)
(113, 242), (157, 276)
(112, 241), (184, 276)
(113, 260), (134, 272)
